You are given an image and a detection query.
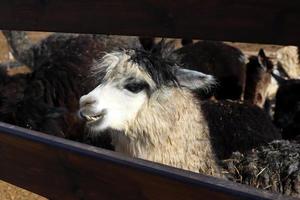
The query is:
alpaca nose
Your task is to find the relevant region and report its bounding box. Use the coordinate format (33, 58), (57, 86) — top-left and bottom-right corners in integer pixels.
(80, 95), (96, 107)
(83, 100), (96, 107)
(81, 99), (96, 107)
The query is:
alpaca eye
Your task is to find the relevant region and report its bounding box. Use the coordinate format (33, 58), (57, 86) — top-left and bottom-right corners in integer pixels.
(124, 82), (148, 93)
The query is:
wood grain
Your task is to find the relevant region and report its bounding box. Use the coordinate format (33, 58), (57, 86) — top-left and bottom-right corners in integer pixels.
(0, 1), (299, 199)
(0, 0), (299, 45)
(0, 122), (296, 200)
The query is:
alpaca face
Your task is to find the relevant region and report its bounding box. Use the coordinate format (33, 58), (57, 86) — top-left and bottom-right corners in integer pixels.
(79, 77), (149, 132)
(244, 49), (273, 107)
(79, 50), (215, 132)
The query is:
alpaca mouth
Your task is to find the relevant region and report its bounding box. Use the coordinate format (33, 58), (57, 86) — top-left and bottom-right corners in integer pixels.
(80, 110), (106, 123)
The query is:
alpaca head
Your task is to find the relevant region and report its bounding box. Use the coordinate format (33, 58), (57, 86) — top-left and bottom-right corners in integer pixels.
(244, 49), (274, 107)
(79, 48), (215, 133)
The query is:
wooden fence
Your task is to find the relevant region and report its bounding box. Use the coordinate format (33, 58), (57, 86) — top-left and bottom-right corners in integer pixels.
(0, 1), (299, 199)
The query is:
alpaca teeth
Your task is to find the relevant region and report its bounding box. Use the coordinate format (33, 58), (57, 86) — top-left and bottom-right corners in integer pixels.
(87, 115), (101, 121)
(81, 113), (103, 122)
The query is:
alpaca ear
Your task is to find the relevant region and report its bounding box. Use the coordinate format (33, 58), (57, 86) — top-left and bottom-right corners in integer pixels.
(258, 49), (267, 69)
(175, 68), (216, 90)
(258, 49), (273, 71)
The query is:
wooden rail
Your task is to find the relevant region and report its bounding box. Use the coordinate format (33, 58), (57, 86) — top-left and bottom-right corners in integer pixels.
(0, 122), (296, 200)
(0, 1), (299, 199)
(0, 0), (299, 45)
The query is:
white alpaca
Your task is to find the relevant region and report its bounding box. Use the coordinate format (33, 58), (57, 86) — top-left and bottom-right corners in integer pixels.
(79, 48), (280, 178)
(79, 50), (221, 177)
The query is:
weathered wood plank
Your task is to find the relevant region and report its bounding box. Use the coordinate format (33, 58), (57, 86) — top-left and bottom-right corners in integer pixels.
(0, 122), (295, 200)
(0, 0), (300, 45)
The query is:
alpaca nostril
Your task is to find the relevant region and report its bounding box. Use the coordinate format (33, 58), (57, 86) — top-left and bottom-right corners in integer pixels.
(79, 111), (85, 120)
(82, 100), (96, 107)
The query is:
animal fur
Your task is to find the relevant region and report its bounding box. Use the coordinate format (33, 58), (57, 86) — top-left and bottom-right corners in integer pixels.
(0, 31), (140, 146)
(273, 79), (300, 140)
(244, 49), (273, 108)
(115, 88), (221, 176)
(222, 140), (300, 198)
(175, 41), (247, 100)
(275, 46), (300, 79)
(81, 47), (281, 178)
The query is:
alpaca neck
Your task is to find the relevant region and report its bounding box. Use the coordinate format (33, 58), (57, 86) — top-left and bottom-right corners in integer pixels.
(111, 88), (221, 176)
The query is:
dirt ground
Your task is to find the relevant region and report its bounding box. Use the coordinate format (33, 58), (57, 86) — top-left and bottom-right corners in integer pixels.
(0, 33), (10, 62)
(225, 41), (283, 56)
(0, 31), (291, 200)
(0, 181), (46, 200)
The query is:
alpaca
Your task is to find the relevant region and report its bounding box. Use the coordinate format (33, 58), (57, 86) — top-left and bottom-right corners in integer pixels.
(273, 78), (300, 140)
(79, 46), (281, 177)
(244, 49), (273, 108)
(0, 31), (140, 145)
(175, 41), (247, 100)
(2, 31), (141, 71)
(275, 46), (300, 79)
(139, 37), (189, 51)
